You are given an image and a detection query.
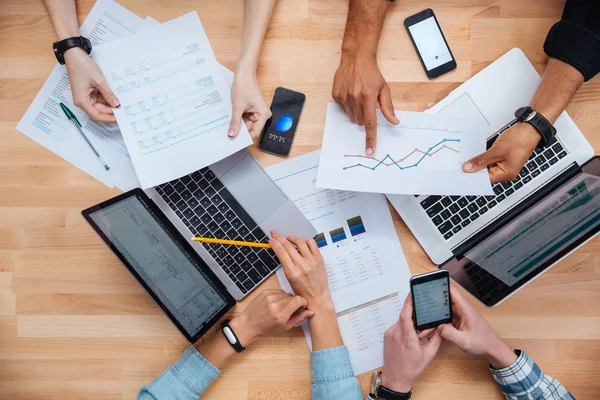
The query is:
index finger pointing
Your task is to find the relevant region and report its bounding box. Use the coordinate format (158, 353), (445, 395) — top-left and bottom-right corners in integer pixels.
(364, 103), (378, 156)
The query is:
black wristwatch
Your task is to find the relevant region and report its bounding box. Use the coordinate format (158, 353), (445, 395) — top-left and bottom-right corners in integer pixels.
(221, 319), (245, 353)
(370, 371), (412, 400)
(514, 106), (557, 149)
(53, 36), (92, 65)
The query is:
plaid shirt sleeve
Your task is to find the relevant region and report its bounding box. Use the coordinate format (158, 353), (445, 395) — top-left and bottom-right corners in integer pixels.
(490, 350), (575, 400)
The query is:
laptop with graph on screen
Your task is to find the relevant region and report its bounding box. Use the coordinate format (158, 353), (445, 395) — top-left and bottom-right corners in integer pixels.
(387, 49), (600, 307)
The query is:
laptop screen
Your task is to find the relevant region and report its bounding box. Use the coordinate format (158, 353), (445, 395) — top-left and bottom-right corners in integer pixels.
(85, 192), (231, 340)
(443, 157), (600, 306)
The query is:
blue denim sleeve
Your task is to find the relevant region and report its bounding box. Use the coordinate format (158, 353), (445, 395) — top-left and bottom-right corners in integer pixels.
(137, 347), (220, 400)
(310, 346), (364, 400)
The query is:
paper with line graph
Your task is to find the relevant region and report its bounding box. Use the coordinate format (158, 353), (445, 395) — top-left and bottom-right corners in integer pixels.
(316, 103), (492, 195)
(93, 12), (252, 188)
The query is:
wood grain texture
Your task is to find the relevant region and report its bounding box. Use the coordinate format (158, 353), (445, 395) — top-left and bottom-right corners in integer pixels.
(1, 0), (599, 399)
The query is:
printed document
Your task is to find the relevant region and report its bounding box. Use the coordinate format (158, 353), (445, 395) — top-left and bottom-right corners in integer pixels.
(316, 103), (493, 195)
(16, 0), (143, 190)
(266, 150), (411, 312)
(266, 150), (411, 374)
(93, 12), (252, 188)
(303, 292), (408, 376)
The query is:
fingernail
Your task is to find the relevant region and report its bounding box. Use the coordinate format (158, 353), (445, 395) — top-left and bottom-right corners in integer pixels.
(270, 230), (276, 235)
(112, 99), (121, 108)
(463, 161), (472, 171)
(228, 129), (235, 138)
(393, 116), (399, 124)
(366, 148), (373, 156)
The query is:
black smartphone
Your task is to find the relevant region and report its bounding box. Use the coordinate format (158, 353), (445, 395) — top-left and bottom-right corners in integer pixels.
(410, 270), (452, 331)
(404, 8), (457, 79)
(259, 87), (306, 157)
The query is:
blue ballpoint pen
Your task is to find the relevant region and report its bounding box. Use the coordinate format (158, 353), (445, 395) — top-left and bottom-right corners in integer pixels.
(60, 102), (110, 171)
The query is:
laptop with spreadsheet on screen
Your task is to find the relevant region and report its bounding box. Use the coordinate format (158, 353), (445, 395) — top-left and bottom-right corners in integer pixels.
(387, 49), (599, 307)
(82, 150), (316, 342)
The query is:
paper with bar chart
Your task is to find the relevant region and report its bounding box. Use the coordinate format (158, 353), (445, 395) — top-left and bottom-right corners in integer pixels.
(266, 150), (411, 313)
(316, 103), (493, 195)
(93, 12), (252, 188)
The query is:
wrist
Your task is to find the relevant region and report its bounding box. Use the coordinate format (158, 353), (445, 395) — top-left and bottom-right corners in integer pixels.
(228, 315), (259, 347)
(518, 122), (543, 149)
(486, 338), (518, 369)
(380, 372), (413, 394)
(308, 295), (335, 315)
(340, 47), (377, 64)
(236, 57), (258, 78)
(63, 46), (89, 64)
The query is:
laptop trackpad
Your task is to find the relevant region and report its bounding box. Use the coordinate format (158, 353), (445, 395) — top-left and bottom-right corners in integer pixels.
(220, 154), (287, 223)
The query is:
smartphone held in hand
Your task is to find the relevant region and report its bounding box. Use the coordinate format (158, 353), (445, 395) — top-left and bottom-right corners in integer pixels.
(410, 270), (452, 331)
(259, 87), (306, 157)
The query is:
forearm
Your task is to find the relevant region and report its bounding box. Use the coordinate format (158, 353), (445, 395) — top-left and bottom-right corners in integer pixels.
(43, 0), (80, 40)
(237, 0), (277, 75)
(308, 300), (343, 351)
(530, 58), (584, 124)
(341, 0), (391, 60)
(490, 350), (574, 400)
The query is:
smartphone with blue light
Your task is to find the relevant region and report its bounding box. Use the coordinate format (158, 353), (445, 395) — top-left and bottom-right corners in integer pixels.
(259, 87), (305, 157)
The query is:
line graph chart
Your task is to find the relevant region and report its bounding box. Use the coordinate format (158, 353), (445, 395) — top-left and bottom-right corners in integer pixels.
(343, 138), (460, 171)
(316, 103), (493, 195)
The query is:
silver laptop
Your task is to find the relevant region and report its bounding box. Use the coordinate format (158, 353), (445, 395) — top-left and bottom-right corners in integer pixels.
(145, 149), (316, 300)
(388, 48), (599, 306)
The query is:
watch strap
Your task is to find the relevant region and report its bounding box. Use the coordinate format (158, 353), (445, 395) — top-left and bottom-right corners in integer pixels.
(53, 36), (92, 65)
(514, 106), (557, 149)
(377, 385), (412, 400)
(221, 319), (245, 353)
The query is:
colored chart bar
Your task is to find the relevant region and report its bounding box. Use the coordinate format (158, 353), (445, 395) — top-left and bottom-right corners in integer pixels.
(347, 215), (366, 236)
(329, 227), (347, 243)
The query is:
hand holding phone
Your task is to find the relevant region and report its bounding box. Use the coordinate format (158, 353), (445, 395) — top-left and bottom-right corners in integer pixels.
(410, 270), (452, 331)
(381, 293), (444, 393)
(259, 87), (305, 157)
(404, 9), (457, 79)
(439, 286), (518, 369)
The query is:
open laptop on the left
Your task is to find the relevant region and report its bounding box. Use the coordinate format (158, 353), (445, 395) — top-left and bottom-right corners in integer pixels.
(82, 184), (313, 342)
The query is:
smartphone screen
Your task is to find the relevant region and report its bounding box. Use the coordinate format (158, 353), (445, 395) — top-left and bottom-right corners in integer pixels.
(259, 87), (305, 157)
(410, 271), (452, 330)
(405, 9), (456, 79)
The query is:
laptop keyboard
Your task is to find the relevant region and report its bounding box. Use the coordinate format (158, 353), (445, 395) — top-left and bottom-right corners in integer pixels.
(420, 141), (568, 240)
(155, 167), (280, 294)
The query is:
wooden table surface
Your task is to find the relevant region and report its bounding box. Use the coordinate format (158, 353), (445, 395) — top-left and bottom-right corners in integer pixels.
(1, 0), (599, 398)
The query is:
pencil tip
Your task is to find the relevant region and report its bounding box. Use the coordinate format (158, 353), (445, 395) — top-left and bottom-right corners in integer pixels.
(104, 165), (110, 171)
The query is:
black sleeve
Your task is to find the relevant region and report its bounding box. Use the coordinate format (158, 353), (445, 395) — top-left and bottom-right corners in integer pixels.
(543, 0), (600, 81)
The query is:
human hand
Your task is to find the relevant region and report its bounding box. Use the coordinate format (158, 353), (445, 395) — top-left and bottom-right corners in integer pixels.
(228, 70), (271, 139)
(229, 289), (312, 346)
(268, 231), (333, 311)
(64, 47), (120, 123)
(332, 55), (399, 156)
(462, 123), (541, 184)
(439, 286), (517, 369)
(381, 294), (443, 392)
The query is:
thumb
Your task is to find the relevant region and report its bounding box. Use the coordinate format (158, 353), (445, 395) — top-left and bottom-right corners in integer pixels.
(378, 84), (399, 125)
(96, 79), (120, 108)
(462, 148), (502, 173)
(439, 324), (467, 348)
(285, 309), (313, 330)
(228, 105), (243, 138)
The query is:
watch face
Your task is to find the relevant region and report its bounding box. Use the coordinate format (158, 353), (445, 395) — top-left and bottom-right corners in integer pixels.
(514, 106), (532, 120)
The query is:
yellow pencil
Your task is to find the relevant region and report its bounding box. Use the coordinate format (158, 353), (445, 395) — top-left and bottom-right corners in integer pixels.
(191, 237), (271, 248)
